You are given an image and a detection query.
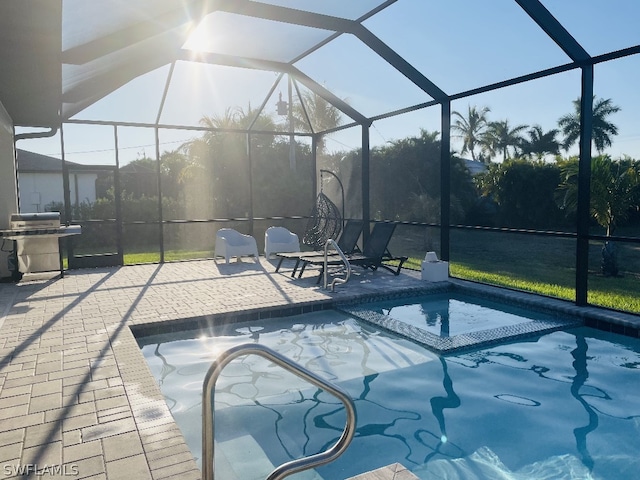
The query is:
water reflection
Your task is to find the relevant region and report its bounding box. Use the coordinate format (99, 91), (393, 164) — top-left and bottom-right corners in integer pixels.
(571, 334), (598, 471)
(141, 318), (640, 478)
(430, 358), (460, 443)
(416, 357), (464, 464)
(153, 344), (177, 410)
(382, 297), (451, 337)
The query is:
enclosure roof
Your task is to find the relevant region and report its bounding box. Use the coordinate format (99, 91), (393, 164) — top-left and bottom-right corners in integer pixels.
(1, 0), (639, 132)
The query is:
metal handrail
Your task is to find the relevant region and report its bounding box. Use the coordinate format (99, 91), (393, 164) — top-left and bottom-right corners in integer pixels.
(323, 239), (351, 291)
(202, 343), (357, 480)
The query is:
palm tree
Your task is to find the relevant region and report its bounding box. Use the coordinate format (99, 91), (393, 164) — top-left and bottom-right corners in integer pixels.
(556, 155), (640, 275)
(451, 105), (491, 163)
(557, 96), (621, 154)
(520, 125), (561, 160)
(480, 120), (528, 162)
(179, 107), (276, 217)
(292, 90), (343, 154)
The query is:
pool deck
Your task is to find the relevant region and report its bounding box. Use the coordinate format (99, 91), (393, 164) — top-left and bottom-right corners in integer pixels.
(0, 258), (638, 479)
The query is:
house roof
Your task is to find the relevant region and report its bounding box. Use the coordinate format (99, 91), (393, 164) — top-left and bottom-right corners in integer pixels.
(16, 149), (80, 172)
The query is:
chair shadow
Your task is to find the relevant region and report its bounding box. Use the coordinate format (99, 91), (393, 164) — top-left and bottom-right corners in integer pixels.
(213, 257), (263, 275)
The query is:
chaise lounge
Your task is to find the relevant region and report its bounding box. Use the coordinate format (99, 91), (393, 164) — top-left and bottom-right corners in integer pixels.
(278, 222), (408, 282)
(275, 219), (364, 276)
(301, 221), (407, 283)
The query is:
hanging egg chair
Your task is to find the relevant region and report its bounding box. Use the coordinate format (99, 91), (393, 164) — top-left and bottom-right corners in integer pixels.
(302, 170), (344, 250)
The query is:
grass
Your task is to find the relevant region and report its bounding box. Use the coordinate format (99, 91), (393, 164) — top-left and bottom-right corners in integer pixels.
(62, 249), (211, 268)
(401, 257), (640, 314)
(396, 227), (640, 315)
(122, 250), (212, 264)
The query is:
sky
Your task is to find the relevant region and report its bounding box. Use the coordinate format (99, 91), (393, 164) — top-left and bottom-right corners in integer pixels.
(15, 0), (640, 166)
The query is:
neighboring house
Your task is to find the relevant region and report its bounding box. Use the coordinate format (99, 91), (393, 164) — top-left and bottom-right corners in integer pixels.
(16, 149), (98, 213)
(463, 158), (488, 176)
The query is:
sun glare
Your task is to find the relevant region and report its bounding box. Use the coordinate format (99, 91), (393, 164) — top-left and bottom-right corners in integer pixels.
(183, 20), (212, 53)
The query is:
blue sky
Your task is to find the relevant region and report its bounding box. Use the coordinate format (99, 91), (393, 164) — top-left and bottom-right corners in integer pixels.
(16, 0), (640, 165)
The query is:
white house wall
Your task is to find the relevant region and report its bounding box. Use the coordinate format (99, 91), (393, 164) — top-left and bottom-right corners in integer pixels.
(0, 101), (17, 279)
(18, 171), (98, 213)
(70, 172), (98, 207)
(19, 172), (62, 212)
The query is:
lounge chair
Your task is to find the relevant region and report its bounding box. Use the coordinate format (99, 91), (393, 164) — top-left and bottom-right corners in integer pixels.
(264, 226), (300, 259)
(214, 228), (259, 263)
(275, 219), (364, 276)
(302, 221), (408, 283)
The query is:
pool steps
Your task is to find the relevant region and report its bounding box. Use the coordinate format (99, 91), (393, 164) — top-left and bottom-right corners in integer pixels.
(414, 446), (592, 479)
(346, 463), (419, 479)
(217, 433), (420, 480)
(216, 435), (324, 480)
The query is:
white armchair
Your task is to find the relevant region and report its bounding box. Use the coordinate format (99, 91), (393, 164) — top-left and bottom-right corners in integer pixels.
(264, 226), (300, 259)
(214, 228), (259, 263)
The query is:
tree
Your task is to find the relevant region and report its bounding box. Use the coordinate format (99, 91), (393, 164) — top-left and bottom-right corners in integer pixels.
(180, 106), (277, 218)
(451, 105), (491, 162)
(475, 159), (564, 228)
(557, 97), (621, 154)
(520, 125), (561, 160)
(480, 120), (528, 162)
(365, 129), (476, 224)
(556, 155), (640, 275)
(291, 90), (343, 154)
(557, 155), (640, 237)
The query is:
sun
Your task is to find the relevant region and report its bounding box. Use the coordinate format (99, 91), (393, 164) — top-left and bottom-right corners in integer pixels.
(182, 19), (213, 53)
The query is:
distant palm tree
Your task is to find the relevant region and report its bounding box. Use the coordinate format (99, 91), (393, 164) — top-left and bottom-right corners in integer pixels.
(181, 106), (276, 178)
(292, 90), (343, 154)
(557, 96), (620, 154)
(520, 125), (561, 160)
(481, 120), (528, 162)
(451, 105), (491, 162)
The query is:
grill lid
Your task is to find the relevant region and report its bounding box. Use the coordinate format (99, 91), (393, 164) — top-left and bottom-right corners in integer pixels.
(10, 212), (61, 229)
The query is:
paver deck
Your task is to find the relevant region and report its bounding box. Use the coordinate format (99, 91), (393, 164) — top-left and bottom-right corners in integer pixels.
(0, 257), (638, 479)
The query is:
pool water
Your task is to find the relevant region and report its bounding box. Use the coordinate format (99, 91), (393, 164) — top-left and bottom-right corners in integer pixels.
(138, 299), (640, 480)
(371, 293), (537, 335)
(342, 292), (580, 354)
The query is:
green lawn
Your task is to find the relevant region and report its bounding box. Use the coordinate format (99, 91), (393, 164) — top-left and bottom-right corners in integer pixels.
(398, 228), (640, 315)
(123, 250), (212, 264)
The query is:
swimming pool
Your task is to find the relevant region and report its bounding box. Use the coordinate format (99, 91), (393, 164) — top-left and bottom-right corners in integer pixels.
(138, 293), (640, 480)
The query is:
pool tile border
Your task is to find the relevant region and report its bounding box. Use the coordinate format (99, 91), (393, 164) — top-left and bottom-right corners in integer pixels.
(449, 280), (640, 339)
(340, 304), (582, 355)
(130, 283), (451, 340)
(129, 278), (640, 345)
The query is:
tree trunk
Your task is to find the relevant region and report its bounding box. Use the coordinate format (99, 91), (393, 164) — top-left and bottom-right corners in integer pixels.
(601, 240), (618, 276)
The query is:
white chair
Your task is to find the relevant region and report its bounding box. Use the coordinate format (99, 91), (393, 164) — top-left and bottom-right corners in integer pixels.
(264, 226), (300, 259)
(214, 228), (259, 263)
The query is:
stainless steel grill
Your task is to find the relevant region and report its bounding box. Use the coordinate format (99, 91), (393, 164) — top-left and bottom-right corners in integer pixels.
(9, 211), (60, 232)
(1, 212), (81, 278)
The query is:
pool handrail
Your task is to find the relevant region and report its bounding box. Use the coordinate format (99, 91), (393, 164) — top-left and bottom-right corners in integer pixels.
(202, 342), (357, 480)
(323, 238), (351, 291)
